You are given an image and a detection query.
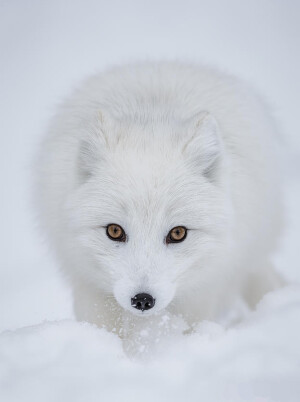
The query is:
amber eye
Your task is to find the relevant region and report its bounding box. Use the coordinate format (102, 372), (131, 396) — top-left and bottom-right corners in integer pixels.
(106, 224), (126, 242)
(166, 226), (187, 244)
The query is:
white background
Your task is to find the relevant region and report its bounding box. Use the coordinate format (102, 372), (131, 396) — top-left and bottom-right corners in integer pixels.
(0, 2), (300, 401)
(1, 0), (300, 331)
(1, 0), (300, 329)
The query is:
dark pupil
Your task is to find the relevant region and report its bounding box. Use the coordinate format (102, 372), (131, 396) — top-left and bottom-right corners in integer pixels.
(176, 230), (180, 235)
(114, 227), (118, 233)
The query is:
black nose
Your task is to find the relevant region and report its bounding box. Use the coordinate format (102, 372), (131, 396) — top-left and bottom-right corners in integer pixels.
(131, 293), (155, 311)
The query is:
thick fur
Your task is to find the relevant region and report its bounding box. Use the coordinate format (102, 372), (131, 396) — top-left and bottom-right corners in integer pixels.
(36, 62), (283, 337)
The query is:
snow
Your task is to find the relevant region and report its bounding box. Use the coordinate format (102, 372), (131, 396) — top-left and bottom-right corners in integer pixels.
(1, 286), (300, 402)
(1, 1), (300, 401)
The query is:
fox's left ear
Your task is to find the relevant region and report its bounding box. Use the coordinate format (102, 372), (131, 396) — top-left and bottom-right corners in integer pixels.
(182, 111), (223, 178)
(78, 111), (111, 182)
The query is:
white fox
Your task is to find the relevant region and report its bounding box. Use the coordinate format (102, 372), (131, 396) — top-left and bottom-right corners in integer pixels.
(36, 62), (283, 338)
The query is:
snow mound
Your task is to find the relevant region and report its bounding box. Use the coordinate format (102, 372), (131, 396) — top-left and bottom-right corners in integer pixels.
(1, 286), (300, 402)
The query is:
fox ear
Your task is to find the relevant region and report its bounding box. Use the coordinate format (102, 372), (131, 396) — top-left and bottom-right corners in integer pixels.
(78, 111), (110, 182)
(182, 111), (222, 178)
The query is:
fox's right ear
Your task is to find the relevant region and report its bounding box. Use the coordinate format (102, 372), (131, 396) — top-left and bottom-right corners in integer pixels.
(78, 111), (110, 182)
(182, 111), (223, 180)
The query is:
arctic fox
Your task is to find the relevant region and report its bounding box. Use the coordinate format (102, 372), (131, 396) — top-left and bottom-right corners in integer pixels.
(37, 62), (283, 336)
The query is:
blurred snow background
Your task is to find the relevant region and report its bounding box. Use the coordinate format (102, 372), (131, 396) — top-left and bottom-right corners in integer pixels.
(0, 1), (299, 401)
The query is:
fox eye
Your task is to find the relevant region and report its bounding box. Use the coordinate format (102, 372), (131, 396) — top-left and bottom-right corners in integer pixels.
(106, 224), (126, 242)
(166, 226), (187, 244)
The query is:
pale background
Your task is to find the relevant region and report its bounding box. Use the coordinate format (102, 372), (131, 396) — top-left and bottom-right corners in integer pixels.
(1, 2), (300, 401)
(0, 0), (299, 331)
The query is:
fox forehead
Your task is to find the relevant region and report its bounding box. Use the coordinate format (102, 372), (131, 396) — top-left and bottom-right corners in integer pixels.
(74, 109), (226, 232)
(78, 158), (217, 238)
(90, 163), (200, 216)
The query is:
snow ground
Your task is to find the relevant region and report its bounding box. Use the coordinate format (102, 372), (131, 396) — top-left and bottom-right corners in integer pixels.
(1, 285), (300, 402)
(0, 1), (300, 401)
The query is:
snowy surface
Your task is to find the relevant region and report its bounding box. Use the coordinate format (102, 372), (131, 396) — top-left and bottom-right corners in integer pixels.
(1, 1), (300, 401)
(1, 286), (300, 402)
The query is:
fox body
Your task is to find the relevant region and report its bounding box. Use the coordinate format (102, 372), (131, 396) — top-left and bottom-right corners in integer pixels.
(37, 62), (282, 336)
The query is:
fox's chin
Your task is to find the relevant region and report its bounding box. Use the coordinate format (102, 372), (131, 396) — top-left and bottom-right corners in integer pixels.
(115, 299), (170, 317)
(118, 302), (160, 317)
(128, 308), (159, 317)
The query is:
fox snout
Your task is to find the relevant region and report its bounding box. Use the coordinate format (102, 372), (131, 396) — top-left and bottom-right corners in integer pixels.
(114, 278), (175, 316)
(131, 293), (156, 311)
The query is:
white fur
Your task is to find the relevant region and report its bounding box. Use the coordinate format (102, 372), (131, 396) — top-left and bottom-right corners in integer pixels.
(36, 62), (283, 336)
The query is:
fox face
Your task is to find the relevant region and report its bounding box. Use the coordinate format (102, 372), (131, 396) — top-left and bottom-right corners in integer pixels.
(66, 111), (231, 316)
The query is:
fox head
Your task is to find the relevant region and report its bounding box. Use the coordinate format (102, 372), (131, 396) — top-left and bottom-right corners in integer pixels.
(66, 110), (231, 316)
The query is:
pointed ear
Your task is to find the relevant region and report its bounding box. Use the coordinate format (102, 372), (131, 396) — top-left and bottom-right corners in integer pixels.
(78, 111), (110, 182)
(182, 111), (222, 178)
